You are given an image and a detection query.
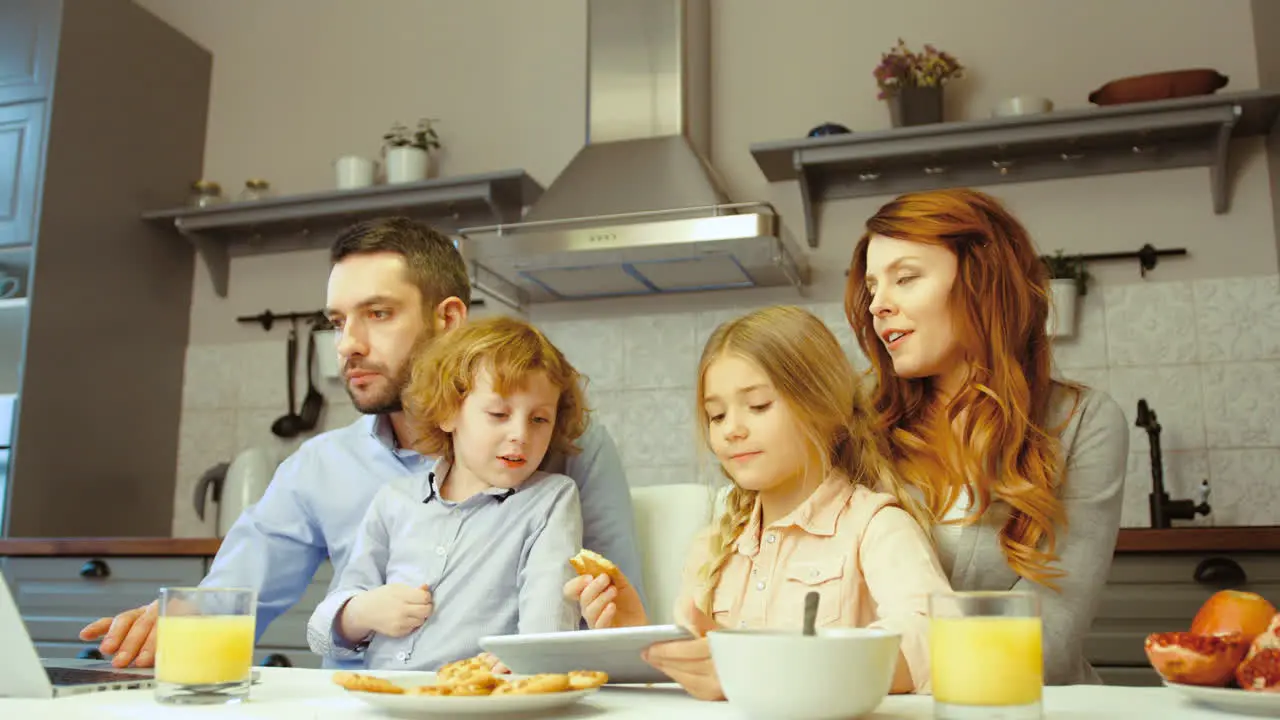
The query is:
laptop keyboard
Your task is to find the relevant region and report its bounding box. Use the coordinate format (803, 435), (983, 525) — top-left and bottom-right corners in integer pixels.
(46, 666), (149, 686)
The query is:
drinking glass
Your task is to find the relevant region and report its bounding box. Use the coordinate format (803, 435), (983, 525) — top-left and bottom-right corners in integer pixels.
(929, 591), (1043, 719)
(155, 587), (257, 705)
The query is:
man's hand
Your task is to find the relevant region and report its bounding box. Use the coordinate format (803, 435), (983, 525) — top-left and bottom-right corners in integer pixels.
(642, 597), (724, 701)
(338, 584), (433, 641)
(563, 571), (647, 629)
(78, 601), (159, 668)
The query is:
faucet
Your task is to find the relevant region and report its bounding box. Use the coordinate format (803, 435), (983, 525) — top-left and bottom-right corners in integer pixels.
(1135, 398), (1211, 529)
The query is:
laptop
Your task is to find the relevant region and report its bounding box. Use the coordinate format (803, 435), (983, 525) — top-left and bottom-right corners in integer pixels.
(0, 573), (156, 698)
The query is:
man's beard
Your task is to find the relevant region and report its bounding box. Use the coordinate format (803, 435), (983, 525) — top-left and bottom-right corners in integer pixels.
(346, 367), (407, 415)
(345, 326), (436, 415)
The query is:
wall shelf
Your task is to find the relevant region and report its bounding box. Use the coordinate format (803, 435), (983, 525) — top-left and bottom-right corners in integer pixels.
(750, 90), (1280, 249)
(141, 169), (544, 297)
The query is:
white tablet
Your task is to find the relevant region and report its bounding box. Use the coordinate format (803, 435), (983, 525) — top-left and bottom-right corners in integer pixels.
(479, 624), (695, 685)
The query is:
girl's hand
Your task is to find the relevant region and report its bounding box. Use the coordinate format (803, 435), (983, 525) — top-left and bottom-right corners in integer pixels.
(642, 598), (724, 701)
(562, 572), (647, 628)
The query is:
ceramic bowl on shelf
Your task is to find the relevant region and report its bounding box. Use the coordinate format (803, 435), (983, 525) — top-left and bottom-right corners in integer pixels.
(992, 95), (1054, 117)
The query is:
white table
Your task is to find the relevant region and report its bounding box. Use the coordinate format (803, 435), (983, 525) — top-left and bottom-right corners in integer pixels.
(0, 667), (1258, 718)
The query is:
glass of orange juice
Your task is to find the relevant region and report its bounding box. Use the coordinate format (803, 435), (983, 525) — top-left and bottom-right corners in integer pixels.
(155, 587), (257, 705)
(929, 591), (1043, 719)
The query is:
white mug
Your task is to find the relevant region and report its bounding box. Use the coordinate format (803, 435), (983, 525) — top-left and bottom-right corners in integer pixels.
(334, 155), (375, 190)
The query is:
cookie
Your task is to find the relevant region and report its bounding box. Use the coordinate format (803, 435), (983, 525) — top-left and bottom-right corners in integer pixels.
(569, 549), (622, 583)
(405, 684), (452, 696)
(332, 671), (405, 694)
(568, 670), (609, 690)
(437, 654), (501, 690)
(494, 673), (572, 695)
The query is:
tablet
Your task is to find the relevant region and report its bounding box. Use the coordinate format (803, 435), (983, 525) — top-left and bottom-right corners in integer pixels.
(479, 624), (695, 685)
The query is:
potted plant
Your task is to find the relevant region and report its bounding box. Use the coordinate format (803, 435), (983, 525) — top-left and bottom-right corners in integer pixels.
(1042, 250), (1091, 338)
(382, 118), (441, 184)
(873, 39), (964, 127)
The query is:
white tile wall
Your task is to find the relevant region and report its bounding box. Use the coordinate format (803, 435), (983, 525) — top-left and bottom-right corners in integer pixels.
(173, 275), (1280, 535)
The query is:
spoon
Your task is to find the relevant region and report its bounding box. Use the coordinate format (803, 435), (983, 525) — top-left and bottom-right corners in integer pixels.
(270, 321), (304, 438)
(296, 324), (325, 431)
(803, 591), (820, 636)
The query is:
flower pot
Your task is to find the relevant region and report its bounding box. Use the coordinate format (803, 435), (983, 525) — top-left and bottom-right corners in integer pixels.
(334, 155), (376, 190)
(888, 86), (944, 127)
(1047, 278), (1079, 338)
(384, 146), (429, 184)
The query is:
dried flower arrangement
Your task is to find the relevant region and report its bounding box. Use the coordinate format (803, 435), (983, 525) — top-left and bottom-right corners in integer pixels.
(873, 39), (964, 100)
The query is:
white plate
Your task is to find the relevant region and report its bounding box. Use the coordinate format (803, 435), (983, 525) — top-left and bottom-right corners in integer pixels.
(343, 674), (599, 717)
(1165, 682), (1280, 716)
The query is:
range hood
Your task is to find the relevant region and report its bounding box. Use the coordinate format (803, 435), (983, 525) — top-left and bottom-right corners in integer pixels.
(457, 0), (808, 308)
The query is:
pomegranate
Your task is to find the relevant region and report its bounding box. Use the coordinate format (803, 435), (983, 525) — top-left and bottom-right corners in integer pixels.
(1190, 591), (1278, 643)
(1235, 648), (1280, 693)
(1246, 613), (1280, 661)
(1144, 631), (1249, 687)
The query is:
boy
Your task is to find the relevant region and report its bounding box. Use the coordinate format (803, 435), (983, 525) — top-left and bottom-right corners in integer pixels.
(307, 316), (587, 670)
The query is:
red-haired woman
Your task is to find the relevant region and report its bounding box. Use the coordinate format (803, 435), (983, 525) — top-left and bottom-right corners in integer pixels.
(844, 188), (1127, 685)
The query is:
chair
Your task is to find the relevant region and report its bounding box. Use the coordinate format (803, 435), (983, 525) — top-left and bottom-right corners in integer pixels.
(628, 483), (718, 624)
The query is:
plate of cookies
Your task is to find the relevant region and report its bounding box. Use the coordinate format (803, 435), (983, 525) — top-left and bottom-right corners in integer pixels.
(332, 654), (608, 716)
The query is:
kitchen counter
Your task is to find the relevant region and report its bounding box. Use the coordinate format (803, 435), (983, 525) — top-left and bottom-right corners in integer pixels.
(1115, 527), (1280, 553)
(0, 528), (1276, 557)
(0, 537), (222, 556)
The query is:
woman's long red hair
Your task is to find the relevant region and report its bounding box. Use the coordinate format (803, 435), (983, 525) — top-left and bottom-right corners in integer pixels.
(844, 188), (1074, 588)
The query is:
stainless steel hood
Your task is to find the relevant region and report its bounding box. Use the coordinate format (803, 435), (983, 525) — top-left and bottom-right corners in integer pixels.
(457, 0), (808, 308)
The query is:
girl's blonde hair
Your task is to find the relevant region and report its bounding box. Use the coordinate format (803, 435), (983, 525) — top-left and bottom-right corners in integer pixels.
(694, 305), (920, 612)
(402, 315), (588, 461)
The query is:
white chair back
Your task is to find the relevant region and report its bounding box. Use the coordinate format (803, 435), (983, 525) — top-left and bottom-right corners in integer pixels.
(629, 483), (718, 624)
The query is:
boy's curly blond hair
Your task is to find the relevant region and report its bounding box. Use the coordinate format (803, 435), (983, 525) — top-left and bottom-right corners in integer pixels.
(403, 315), (588, 462)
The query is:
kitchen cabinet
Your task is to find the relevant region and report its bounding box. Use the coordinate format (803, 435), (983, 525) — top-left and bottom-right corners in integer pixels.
(0, 0), (210, 537)
(0, 0), (59, 106)
(0, 542), (334, 669)
(1086, 529), (1280, 686)
(0, 102), (43, 247)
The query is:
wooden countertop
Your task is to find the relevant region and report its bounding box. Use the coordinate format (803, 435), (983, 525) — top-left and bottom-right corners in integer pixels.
(0, 528), (1276, 557)
(1115, 527), (1280, 553)
(0, 537), (222, 557)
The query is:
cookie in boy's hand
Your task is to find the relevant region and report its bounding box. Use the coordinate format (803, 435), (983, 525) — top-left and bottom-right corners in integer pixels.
(568, 549), (623, 584)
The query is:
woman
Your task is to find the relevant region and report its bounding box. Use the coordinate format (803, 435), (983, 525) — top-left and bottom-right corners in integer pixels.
(844, 188), (1127, 686)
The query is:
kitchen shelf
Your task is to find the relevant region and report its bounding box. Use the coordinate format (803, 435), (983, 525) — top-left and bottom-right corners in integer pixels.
(750, 90), (1280, 248)
(142, 169), (544, 297)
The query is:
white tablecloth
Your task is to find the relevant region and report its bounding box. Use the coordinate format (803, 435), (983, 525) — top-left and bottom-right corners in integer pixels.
(0, 667), (1261, 718)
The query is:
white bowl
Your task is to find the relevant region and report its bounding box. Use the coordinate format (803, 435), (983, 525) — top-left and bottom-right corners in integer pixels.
(708, 627), (901, 720)
(993, 95), (1054, 117)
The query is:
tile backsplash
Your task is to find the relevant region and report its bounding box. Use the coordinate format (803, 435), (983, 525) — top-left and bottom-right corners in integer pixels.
(173, 274), (1280, 536)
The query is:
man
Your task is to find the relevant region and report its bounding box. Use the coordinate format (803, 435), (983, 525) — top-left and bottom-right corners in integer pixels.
(79, 217), (645, 668)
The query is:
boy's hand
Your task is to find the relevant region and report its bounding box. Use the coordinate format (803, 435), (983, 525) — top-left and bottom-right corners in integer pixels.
(563, 572), (647, 629)
(338, 584), (433, 641)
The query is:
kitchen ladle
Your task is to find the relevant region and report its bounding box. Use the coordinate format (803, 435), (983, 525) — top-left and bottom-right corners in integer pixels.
(297, 324), (326, 431)
(270, 320), (304, 438)
(803, 590), (819, 636)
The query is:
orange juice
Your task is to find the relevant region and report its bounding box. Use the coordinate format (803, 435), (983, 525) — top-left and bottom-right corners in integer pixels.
(156, 615), (256, 685)
(930, 616), (1043, 706)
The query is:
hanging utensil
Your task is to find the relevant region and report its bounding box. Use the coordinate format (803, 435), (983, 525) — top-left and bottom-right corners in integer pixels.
(270, 320), (304, 438)
(297, 324), (326, 431)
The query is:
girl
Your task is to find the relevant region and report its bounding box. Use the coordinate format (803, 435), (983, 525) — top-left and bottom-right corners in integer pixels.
(309, 315), (588, 671)
(565, 305), (952, 699)
(845, 188), (1127, 685)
